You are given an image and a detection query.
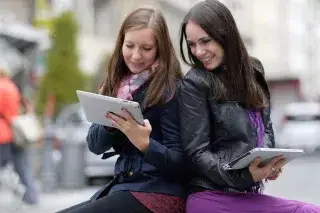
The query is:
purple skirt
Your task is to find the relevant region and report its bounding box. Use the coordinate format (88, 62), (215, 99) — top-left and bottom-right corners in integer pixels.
(186, 191), (320, 213)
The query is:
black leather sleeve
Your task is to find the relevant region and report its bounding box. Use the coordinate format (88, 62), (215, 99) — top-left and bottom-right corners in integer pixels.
(179, 71), (256, 190)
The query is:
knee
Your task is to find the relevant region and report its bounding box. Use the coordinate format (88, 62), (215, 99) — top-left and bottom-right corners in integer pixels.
(295, 203), (320, 213)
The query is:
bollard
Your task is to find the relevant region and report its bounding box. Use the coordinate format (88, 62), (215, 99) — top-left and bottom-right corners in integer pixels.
(40, 123), (59, 192)
(59, 126), (86, 189)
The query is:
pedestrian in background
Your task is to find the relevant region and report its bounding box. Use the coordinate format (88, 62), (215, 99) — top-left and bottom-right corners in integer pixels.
(0, 67), (39, 205)
(0, 67), (20, 167)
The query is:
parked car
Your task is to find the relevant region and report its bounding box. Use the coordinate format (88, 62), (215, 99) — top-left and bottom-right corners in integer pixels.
(53, 103), (118, 184)
(277, 102), (320, 153)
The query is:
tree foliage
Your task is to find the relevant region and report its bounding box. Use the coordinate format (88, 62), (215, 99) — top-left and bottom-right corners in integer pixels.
(36, 11), (86, 117)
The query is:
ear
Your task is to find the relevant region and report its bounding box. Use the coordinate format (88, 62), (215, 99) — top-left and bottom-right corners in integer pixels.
(151, 59), (160, 71)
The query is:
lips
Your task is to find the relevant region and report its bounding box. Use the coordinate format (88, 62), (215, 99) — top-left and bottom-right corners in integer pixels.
(201, 56), (214, 63)
(130, 61), (143, 66)
(201, 57), (213, 64)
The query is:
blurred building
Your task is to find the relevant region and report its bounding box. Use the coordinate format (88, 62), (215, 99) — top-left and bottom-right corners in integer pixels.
(285, 0), (320, 102)
(0, 0), (34, 24)
(224, 0), (320, 100)
(0, 0), (49, 97)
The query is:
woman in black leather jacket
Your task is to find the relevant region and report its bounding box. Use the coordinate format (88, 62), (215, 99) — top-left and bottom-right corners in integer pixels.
(178, 1), (320, 213)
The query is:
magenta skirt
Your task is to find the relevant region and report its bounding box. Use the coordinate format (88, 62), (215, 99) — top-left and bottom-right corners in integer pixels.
(186, 191), (320, 213)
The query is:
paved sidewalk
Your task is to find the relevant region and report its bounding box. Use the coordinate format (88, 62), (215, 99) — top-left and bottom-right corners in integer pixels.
(1, 155), (319, 213)
(0, 187), (99, 213)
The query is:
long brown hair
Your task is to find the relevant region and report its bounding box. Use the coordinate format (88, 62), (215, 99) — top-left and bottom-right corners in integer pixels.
(180, 0), (268, 109)
(100, 7), (182, 107)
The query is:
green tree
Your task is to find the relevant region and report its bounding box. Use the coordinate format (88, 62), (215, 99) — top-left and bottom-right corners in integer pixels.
(36, 11), (86, 117)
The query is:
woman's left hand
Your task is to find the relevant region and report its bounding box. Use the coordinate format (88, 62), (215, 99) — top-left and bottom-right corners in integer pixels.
(107, 108), (152, 153)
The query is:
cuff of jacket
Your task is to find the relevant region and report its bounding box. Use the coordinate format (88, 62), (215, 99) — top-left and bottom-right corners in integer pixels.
(143, 138), (166, 164)
(238, 167), (256, 189)
(104, 126), (120, 134)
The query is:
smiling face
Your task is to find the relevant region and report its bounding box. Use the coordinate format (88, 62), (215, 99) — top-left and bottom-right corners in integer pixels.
(122, 28), (158, 74)
(185, 21), (224, 70)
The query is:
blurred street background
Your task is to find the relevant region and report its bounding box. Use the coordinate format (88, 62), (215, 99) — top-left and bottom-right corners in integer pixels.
(0, 0), (320, 212)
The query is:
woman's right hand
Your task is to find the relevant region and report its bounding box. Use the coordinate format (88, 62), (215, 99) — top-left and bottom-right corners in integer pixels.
(249, 155), (286, 183)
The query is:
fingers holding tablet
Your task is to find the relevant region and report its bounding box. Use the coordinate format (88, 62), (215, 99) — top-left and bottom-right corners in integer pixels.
(105, 108), (152, 152)
(249, 155), (286, 182)
(106, 107), (136, 126)
(266, 167), (283, 181)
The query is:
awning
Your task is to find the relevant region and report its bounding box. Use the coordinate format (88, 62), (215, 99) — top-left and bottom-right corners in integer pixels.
(0, 21), (51, 52)
(0, 34), (38, 53)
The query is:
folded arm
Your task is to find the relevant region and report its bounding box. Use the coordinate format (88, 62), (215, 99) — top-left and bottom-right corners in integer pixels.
(143, 96), (185, 178)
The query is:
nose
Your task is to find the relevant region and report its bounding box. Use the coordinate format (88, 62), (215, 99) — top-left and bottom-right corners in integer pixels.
(195, 46), (206, 58)
(132, 49), (142, 60)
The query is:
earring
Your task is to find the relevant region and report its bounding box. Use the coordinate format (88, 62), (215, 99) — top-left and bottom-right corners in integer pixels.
(222, 65), (227, 71)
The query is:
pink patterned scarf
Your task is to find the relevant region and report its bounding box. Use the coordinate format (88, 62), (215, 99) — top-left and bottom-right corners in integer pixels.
(117, 61), (158, 100)
(117, 70), (150, 100)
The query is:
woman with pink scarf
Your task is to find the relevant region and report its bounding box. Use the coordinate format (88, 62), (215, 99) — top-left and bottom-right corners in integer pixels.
(58, 7), (185, 213)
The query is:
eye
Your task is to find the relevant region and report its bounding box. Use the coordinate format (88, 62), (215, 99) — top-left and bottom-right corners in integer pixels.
(143, 47), (152, 51)
(125, 44), (133, 48)
(201, 38), (211, 44)
(188, 42), (196, 48)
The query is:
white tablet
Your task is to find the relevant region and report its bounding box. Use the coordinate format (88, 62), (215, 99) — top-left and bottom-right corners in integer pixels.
(223, 148), (305, 170)
(76, 90), (144, 127)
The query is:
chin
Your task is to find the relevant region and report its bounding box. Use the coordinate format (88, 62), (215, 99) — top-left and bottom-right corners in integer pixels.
(205, 62), (221, 71)
(130, 70), (142, 74)
(205, 65), (217, 70)
(129, 67), (145, 74)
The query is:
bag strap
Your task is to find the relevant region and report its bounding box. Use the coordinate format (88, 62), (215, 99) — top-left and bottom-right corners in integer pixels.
(0, 89), (7, 123)
(0, 113), (11, 128)
(0, 90), (23, 125)
(0, 90), (11, 126)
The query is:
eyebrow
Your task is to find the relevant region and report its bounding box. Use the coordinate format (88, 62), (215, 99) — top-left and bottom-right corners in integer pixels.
(124, 40), (154, 47)
(187, 36), (211, 43)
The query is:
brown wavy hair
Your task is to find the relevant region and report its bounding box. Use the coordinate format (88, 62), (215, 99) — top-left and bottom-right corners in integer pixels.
(100, 7), (183, 107)
(179, 0), (268, 109)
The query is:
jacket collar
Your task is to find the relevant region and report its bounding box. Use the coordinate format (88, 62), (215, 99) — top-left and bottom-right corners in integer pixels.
(132, 81), (149, 112)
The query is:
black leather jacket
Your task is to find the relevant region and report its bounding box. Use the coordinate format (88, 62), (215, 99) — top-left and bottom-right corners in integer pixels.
(178, 58), (275, 193)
